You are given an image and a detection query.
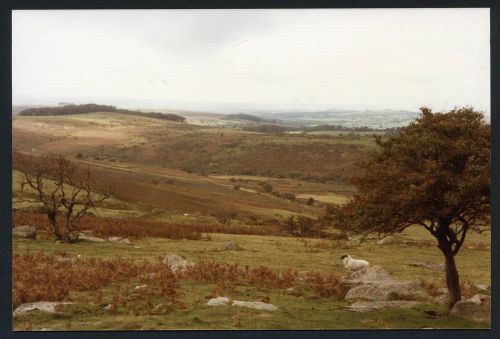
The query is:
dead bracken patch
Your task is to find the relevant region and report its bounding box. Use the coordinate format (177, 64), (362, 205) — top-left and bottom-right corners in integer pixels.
(12, 252), (174, 309)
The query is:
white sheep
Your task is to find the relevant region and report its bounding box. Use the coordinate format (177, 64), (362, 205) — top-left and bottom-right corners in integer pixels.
(340, 254), (369, 272)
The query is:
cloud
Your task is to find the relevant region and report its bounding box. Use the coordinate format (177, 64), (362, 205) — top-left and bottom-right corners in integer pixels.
(13, 9), (489, 112)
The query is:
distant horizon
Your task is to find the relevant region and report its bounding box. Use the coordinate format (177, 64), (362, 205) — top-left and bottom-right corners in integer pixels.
(13, 95), (493, 118)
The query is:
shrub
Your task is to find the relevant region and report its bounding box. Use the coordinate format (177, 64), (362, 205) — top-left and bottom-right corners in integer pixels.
(283, 216), (317, 236)
(258, 182), (273, 193)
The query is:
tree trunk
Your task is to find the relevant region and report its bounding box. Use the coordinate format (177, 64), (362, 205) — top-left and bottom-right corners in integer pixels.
(438, 238), (462, 309)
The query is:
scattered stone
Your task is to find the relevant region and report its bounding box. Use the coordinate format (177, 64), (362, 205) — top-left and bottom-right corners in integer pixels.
(341, 265), (430, 303)
(284, 287), (302, 297)
(408, 262), (444, 271)
(469, 294), (491, 305)
(218, 241), (240, 251)
(13, 226), (37, 239)
(79, 234), (105, 243)
(150, 208), (166, 214)
(108, 236), (131, 245)
(376, 235), (406, 245)
(232, 300), (277, 311)
(433, 294), (449, 306)
(13, 301), (74, 316)
(345, 300), (423, 312)
(134, 284), (148, 291)
(437, 288), (448, 295)
(340, 265), (392, 290)
(56, 255), (80, 264)
(207, 297), (231, 306)
(162, 253), (194, 273)
(344, 280), (429, 302)
(152, 303), (164, 313)
(450, 299), (490, 323)
(475, 284), (490, 291)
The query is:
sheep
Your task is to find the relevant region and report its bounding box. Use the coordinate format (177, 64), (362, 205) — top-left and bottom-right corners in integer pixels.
(340, 254), (369, 272)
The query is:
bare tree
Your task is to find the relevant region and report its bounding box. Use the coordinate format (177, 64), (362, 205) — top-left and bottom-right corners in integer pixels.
(13, 152), (111, 242)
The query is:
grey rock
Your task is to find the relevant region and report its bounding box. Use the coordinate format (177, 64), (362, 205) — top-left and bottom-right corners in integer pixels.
(108, 236), (131, 245)
(408, 262), (445, 271)
(162, 253), (194, 273)
(13, 226), (37, 239)
(450, 300), (490, 323)
(13, 301), (73, 316)
(345, 300), (423, 312)
(437, 288), (448, 295)
(79, 234), (105, 243)
(345, 280), (429, 301)
(469, 294), (491, 305)
(341, 265), (430, 302)
(218, 241), (240, 251)
(56, 256), (80, 264)
(232, 300), (277, 311)
(350, 265), (393, 282)
(475, 284), (490, 291)
(134, 284), (148, 291)
(434, 294), (449, 306)
(207, 297), (231, 306)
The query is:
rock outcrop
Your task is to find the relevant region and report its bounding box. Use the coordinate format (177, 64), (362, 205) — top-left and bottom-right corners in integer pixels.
(345, 300), (423, 312)
(13, 226), (37, 239)
(79, 234), (106, 242)
(232, 300), (277, 311)
(450, 295), (491, 323)
(207, 297), (231, 306)
(13, 301), (73, 316)
(108, 236), (131, 245)
(162, 253), (194, 273)
(341, 265), (430, 311)
(218, 241), (241, 251)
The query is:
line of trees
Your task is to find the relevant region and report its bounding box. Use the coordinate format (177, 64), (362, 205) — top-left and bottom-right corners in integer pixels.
(18, 104), (186, 122)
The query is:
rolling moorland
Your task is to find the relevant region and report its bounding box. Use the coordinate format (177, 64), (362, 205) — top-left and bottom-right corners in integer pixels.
(11, 108), (491, 330)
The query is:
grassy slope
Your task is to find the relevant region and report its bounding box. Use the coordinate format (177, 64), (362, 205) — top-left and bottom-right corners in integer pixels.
(12, 229), (490, 330)
(13, 112), (371, 181)
(11, 112), (491, 330)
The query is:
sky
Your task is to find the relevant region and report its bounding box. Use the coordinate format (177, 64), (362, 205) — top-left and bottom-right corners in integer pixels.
(12, 9), (490, 113)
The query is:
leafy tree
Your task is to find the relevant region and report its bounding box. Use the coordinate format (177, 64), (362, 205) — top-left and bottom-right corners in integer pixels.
(13, 153), (111, 242)
(330, 107), (490, 309)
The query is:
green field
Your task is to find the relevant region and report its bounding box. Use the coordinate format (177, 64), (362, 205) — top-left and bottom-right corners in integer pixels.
(12, 227), (490, 330)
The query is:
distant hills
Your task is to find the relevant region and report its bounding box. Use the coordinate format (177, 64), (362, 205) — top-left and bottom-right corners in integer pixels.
(18, 104), (186, 122)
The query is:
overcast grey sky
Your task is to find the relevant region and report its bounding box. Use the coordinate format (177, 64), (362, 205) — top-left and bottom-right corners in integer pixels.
(13, 9), (490, 112)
